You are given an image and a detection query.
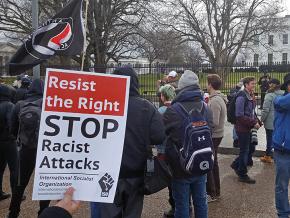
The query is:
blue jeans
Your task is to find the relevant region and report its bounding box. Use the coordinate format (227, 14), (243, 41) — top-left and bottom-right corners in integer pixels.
(233, 127), (238, 141)
(265, 129), (273, 156)
(172, 175), (208, 218)
(90, 202), (101, 218)
(232, 132), (251, 177)
(274, 151), (290, 218)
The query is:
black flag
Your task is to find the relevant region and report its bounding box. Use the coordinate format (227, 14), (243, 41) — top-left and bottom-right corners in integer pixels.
(9, 0), (84, 75)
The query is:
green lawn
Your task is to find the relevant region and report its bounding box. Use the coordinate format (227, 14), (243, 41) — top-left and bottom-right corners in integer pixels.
(138, 71), (288, 95)
(1, 76), (16, 85)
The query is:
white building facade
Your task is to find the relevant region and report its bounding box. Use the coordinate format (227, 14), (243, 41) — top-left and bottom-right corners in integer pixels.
(241, 15), (290, 65)
(0, 42), (18, 75)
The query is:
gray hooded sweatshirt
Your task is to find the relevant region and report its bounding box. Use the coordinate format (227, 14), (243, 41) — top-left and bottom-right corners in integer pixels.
(208, 91), (228, 138)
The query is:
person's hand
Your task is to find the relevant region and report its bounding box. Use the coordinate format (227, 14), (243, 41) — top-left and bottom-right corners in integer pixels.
(56, 187), (81, 215)
(254, 123), (261, 129)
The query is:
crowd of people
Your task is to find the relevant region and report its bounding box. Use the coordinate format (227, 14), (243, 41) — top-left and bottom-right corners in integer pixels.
(0, 67), (290, 218)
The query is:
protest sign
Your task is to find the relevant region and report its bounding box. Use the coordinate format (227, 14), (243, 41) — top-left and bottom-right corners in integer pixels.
(32, 68), (130, 203)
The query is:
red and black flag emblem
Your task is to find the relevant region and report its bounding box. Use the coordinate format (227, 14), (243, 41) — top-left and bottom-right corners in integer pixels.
(9, 0), (84, 75)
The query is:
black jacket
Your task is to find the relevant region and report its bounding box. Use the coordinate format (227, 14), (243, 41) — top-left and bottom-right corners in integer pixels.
(11, 79), (44, 138)
(258, 76), (270, 92)
(38, 206), (71, 218)
(0, 84), (15, 142)
(13, 86), (29, 103)
(113, 66), (165, 178)
(163, 85), (214, 179)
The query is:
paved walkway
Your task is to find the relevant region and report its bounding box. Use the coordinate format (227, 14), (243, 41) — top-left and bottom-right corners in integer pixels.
(0, 155), (285, 218)
(220, 121), (266, 151)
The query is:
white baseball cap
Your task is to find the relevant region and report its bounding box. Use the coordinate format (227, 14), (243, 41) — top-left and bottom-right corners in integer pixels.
(167, 71), (177, 78)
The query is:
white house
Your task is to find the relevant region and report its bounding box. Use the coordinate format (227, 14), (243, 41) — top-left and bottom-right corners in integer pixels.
(0, 42), (17, 65)
(241, 15), (290, 65)
(0, 42), (18, 75)
(107, 57), (166, 74)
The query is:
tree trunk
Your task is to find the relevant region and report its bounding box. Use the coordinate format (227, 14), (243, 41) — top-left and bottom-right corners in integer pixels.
(149, 62), (152, 74)
(94, 45), (107, 73)
(213, 64), (231, 89)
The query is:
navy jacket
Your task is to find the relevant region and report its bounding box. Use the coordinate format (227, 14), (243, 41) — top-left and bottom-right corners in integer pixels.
(163, 85), (213, 178)
(235, 90), (257, 132)
(273, 92), (290, 152)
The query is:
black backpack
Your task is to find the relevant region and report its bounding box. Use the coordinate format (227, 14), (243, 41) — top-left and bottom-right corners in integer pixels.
(227, 91), (248, 124)
(17, 99), (42, 148)
(171, 102), (214, 176)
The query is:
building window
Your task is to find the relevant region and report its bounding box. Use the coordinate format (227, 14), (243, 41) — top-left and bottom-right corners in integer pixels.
(253, 36), (259, 45)
(268, 35), (274, 45)
(254, 54), (259, 66)
(268, 54), (273, 65)
(282, 53), (288, 64)
(0, 56), (3, 66)
(283, 34), (288, 44)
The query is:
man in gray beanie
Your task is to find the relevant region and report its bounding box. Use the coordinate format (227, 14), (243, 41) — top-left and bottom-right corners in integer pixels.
(177, 70), (200, 90)
(163, 70), (213, 218)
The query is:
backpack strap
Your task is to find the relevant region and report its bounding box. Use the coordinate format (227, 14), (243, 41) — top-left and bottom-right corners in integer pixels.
(172, 102), (190, 120)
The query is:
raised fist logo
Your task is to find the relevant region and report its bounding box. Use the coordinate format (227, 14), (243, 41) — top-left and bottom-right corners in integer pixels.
(99, 173), (114, 197)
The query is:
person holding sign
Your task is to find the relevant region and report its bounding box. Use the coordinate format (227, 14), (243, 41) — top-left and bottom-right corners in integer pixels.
(92, 66), (165, 218)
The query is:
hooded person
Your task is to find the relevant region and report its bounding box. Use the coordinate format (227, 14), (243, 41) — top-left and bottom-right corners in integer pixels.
(13, 76), (31, 103)
(8, 79), (50, 218)
(91, 66), (165, 218)
(163, 70), (213, 218)
(0, 84), (18, 202)
(272, 73), (290, 218)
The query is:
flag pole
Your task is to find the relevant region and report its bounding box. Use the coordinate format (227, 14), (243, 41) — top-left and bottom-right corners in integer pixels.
(81, 0), (89, 71)
(32, 0), (40, 79)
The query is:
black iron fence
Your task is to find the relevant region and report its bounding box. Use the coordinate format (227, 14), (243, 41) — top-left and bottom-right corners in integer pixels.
(1, 63), (289, 107)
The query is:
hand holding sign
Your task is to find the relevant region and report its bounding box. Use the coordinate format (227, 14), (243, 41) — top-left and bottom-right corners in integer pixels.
(56, 187), (81, 215)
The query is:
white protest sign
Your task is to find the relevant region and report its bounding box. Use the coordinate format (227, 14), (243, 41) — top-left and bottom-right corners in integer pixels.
(32, 68), (130, 203)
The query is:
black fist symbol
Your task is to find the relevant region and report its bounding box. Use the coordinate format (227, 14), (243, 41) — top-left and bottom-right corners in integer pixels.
(99, 173), (114, 197)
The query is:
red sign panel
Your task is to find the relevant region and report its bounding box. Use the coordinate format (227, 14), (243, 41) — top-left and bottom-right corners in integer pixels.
(45, 70), (128, 116)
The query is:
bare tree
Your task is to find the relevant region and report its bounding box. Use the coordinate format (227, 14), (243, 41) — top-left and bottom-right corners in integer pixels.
(182, 43), (204, 65)
(157, 0), (285, 77)
(133, 28), (183, 72)
(84, 0), (150, 72)
(0, 0), (149, 72)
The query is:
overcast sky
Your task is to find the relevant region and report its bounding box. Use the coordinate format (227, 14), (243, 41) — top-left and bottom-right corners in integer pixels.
(285, 0), (290, 14)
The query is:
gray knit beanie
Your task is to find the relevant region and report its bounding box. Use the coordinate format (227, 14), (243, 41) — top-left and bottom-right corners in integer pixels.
(178, 70), (199, 90)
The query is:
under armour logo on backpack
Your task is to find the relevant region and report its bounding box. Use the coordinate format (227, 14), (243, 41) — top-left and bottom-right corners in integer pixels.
(198, 136), (206, 141)
(200, 161), (210, 170)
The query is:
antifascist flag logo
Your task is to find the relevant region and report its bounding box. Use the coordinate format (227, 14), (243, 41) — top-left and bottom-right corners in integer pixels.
(48, 21), (73, 51)
(9, 0), (84, 75)
(26, 18), (74, 59)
